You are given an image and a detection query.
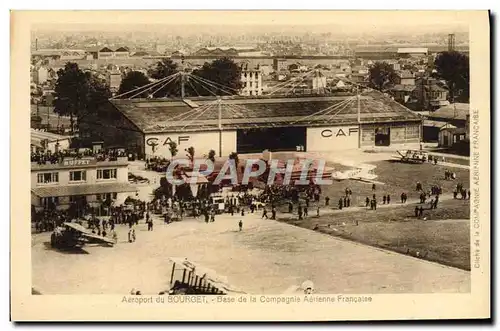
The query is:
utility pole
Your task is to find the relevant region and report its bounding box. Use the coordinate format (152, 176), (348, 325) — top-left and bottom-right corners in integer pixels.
(218, 96), (222, 157)
(180, 72), (185, 99)
(357, 85), (361, 149)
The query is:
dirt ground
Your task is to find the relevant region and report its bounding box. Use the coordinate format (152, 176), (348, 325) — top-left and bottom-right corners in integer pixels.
(279, 199), (471, 270)
(32, 210), (470, 295)
(32, 152), (471, 295)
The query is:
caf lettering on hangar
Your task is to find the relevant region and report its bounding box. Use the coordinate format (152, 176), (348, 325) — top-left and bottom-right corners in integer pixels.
(146, 136), (190, 152)
(321, 128), (359, 138)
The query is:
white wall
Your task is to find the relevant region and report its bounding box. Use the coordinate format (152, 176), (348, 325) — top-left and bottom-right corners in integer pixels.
(145, 131), (237, 159)
(306, 126), (360, 152)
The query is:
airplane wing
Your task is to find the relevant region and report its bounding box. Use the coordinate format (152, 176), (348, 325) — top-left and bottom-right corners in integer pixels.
(64, 223), (115, 246)
(81, 232), (116, 246)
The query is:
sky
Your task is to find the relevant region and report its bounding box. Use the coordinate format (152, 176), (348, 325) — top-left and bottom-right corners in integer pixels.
(30, 10), (470, 33)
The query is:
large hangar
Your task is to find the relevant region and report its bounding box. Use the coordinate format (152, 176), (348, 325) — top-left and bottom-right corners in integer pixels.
(87, 91), (422, 159)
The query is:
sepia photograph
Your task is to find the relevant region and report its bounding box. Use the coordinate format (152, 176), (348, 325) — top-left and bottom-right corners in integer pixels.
(10, 10), (490, 321)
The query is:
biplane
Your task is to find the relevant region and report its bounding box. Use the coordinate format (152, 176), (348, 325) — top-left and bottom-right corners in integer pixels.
(393, 150), (429, 163)
(50, 222), (115, 249)
(165, 257), (246, 295)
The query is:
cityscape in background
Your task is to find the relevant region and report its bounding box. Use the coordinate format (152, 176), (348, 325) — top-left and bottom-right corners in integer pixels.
(29, 19), (473, 296)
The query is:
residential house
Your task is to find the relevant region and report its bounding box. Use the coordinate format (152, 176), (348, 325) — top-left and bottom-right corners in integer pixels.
(389, 84), (417, 104)
(395, 70), (415, 85)
(413, 77), (449, 110)
(240, 69), (263, 96)
(33, 66), (49, 85)
(273, 58), (288, 72)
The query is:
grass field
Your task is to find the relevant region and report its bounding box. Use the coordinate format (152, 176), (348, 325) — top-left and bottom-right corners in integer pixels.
(279, 199), (471, 270)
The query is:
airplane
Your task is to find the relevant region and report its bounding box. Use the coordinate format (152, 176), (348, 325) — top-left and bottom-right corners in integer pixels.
(50, 222), (115, 249)
(331, 164), (378, 183)
(393, 150), (429, 163)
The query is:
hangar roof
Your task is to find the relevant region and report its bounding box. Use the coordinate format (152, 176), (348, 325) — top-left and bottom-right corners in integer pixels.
(109, 92), (421, 134)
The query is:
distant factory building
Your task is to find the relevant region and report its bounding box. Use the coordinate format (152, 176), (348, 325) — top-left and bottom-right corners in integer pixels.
(397, 48), (429, 57)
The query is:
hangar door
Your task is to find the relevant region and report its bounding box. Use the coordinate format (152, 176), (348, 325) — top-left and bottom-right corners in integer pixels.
(237, 127), (307, 154)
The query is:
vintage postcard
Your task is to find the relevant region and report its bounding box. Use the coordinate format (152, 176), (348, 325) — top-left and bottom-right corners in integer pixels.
(11, 10), (490, 321)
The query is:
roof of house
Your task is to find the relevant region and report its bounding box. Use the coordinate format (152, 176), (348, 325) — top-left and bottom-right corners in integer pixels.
(398, 70), (414, 79)
(31, 182), (137, 198)
(108, 91), (421, 133)
(440, 127), (467, 134)
(390, 84), (417, 92)
(115, 47), (130, 52)
(99, 47), (114, 53)
(31, 129), (71, 143)
(424, 84), (448, 93)
(429, 103), (469, 120)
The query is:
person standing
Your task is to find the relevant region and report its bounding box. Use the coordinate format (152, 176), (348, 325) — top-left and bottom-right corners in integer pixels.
(262, 208), (268, 219)
(238, 220), (243, 232)
(365, 197), (370, 208)
(400, 192), (405, 203)
(383, 195), (387, 204)
(316, 206), (320, 217)
(346, 196), (351, 207)
(414, 206), (419, 218)
(271, 206), (277, 220)
(386, 195), (391, 204)
(338, 198), (343, 210)
(304, 206), (308, 217)
(288, 201), (293, 213)
(419, 206), (424, 217)
(325, 196), (330, 206)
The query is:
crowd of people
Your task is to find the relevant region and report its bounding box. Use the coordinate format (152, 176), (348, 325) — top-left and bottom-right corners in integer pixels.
(31, 148), (129, 164)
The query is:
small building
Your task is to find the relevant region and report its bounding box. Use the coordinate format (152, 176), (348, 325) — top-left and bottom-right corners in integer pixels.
(107, 70), (123, 92)
(429, 103), (469, 127)
(389, 84), (417, 104)
(438, 127), (467, 147)
(31, 156), (137, 212)
(97, 47), (114, 59)
(423, 103), (469, 142)
(33, 66), (49, 85)
(114, 47), (130, 59)
(395, 70), (415, 86)
(273, 58), (288, 72)
(31, 129), (72, 153)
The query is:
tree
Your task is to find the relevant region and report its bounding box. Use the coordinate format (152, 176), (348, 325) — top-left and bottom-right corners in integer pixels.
(54, 62), (111, 134)
(368, 62), (398, 91)
(53, 62), (88, 133)
(148, 58), (180, 97)
(117, 71), (151, 98)
(207, 149), (216, 163)
(191, 57), (243, 96)
(168, 141), (178, 159)
(185, 146), (195, 167)
(433, 51), (469, 102)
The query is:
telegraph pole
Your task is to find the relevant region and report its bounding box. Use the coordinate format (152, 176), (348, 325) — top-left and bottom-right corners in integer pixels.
(181, 72), (185, 99)
(218, 96), (222, 157)
(357, 85), (361, 149)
